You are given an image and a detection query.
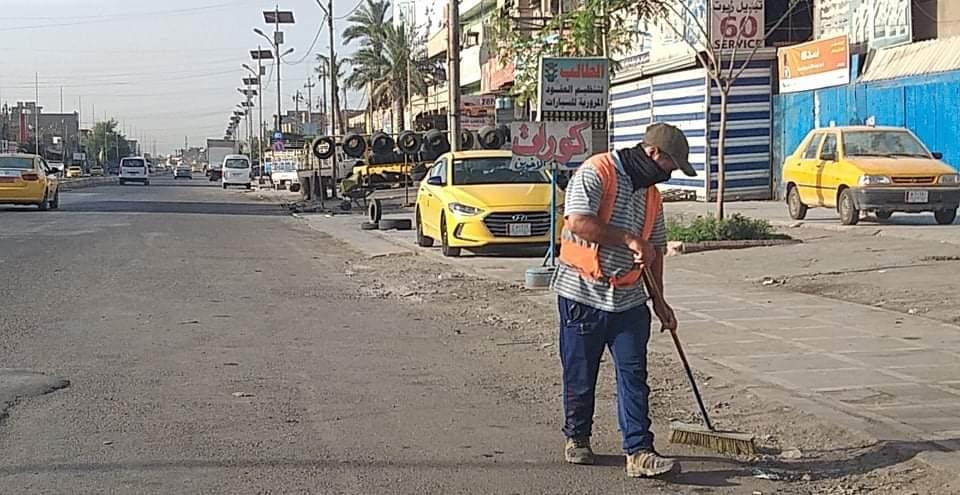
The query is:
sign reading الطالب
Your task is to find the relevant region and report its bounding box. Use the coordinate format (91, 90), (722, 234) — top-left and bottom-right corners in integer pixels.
(710, 0), (765, 51)
(778, 35), (850, 94)
(510, 121), (593, 171)
(538, 57), (609, 113)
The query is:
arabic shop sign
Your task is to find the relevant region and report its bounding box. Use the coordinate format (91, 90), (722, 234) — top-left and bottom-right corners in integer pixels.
(537, 57), (608, 113)
(710, 0), (765, 51)
(510, 121), (593, 171)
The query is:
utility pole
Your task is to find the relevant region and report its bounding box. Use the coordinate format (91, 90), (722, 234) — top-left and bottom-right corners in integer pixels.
(274, 5), (282, 133)
(304, 78), (315, 130)
(447, 0), (462, 151)
(318, 67), (327, 135)
(34, 73), (40, 156)
(324, 0), (339, 197)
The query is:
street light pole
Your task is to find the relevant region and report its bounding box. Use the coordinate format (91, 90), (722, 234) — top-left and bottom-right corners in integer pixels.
(326, 0), (338, 196)
(447, 0), (462, 152)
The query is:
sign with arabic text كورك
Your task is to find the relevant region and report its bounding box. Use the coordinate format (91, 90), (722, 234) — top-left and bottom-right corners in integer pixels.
(510, 121), (593, 172)
(710, 0), (765, 51)
(538, 58), (608, 113)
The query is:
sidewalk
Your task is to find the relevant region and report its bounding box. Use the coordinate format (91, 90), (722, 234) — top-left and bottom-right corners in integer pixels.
(300, 211), (960, 474)
(666, 200), (960, 246)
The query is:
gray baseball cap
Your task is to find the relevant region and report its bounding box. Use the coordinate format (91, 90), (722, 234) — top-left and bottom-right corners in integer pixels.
(642, 122), (696, 177)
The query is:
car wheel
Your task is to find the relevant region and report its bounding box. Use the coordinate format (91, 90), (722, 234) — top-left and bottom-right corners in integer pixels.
(49, 189), (60, 210)
(838, 188), (859, 226)
(787, 185), (807, 220)
(416, 209), (434, 247)
(368, 198), (383, 223)
(875, 210), (893, 220)
(934, 208), (957, 225)
(440, 214), (461, 257)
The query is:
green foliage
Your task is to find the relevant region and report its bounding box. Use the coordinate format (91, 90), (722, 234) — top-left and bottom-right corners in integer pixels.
(87, 120), (133, 165)
(490, 0), (665, 106)
(666, 214), (788, 242)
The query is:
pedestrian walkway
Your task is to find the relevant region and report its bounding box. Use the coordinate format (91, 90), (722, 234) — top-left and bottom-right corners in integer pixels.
(665, 200), (960, 246)
(301, 211), (960, 463)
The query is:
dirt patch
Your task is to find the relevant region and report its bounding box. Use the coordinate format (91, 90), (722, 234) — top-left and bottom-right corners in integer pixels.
(335, 240), (957, 493)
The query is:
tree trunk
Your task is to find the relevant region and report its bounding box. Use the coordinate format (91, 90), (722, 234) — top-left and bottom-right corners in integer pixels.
(394, 97), (405, 133)
(716, 88), (729, 220)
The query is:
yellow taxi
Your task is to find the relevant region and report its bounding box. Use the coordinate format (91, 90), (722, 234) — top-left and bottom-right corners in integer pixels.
(783, 126), (960, 225)
(415, 149), (563, 257)
(0, 153), (62, 210)
(66, 166), (83, 178)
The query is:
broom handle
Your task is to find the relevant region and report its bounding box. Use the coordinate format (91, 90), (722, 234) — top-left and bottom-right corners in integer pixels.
(641, 265), (715, 432)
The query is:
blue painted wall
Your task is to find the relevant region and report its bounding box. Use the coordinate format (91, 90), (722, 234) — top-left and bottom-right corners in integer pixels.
(772, 70), (960, 198)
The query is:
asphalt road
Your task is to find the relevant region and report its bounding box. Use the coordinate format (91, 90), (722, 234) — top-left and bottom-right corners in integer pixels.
(0, 177), (685, 494)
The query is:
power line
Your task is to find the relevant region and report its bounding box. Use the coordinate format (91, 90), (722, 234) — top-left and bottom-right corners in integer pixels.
(0, 0), (248, 32)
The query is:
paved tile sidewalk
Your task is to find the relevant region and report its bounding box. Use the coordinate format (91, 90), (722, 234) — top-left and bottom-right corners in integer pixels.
(300, 211), (960, 457)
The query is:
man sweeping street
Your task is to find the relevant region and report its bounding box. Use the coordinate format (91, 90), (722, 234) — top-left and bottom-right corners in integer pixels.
(551, 122), (697, 478)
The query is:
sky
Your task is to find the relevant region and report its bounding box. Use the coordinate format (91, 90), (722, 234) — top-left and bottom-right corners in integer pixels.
(0, 0), (382, 154)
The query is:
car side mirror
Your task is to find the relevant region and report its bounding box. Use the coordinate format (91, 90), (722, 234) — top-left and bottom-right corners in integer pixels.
(426, 176), (443, 186)
(932, 151), (944, 160)
(821, 152), (837, 162)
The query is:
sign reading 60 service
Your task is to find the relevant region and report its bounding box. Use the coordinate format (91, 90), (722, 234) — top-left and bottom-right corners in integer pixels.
(538, 57), (608, 113)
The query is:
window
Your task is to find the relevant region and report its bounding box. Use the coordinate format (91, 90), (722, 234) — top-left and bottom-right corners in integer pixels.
(0, 157), (35, 169)
(802, 133), (823, 159)
(224, 158), (250, 169)
(451, 157), (549, 186)
(842, 130), (931, 158)
(820, 134), (838, 160)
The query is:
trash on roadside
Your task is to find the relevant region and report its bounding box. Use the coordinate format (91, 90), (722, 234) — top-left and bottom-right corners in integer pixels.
(780, 448), (803, 459)
(752, 469), (781, 480)
(231, 392), (255, 398)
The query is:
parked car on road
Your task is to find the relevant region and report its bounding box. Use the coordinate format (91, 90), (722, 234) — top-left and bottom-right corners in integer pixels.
(119, 156), (150, 185)
(90, 166), (104, 177)
(173, 166), (193, 179)
(0, 153), (61, 210)
(66, 166), (83, 178)
(783, 126), (960, 225)
(414, 150), (563, 257)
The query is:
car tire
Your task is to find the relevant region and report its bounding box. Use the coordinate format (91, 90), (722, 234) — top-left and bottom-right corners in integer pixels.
(838, 188), (860, 226)
(360, 221), (379, 230)
(416, 209), (434, 247)
(37, 191), (49, 211)
(379, 218), (412, 231)
(49, 189), (60, 210)
(440, 214), (461, 257)
(787, 185), (807, 220)
(875, 210), (893, 220)
(934, 208), (957, 225)
(368, 198), (383, 223)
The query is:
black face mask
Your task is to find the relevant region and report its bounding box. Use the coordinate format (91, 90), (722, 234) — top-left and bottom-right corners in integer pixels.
(617, 147), (672, 191)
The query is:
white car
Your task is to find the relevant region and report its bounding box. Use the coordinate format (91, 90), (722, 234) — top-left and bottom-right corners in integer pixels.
(173, 166), (193, 179)
(221, 155), (252, 189)
(119, 157), (150, 185)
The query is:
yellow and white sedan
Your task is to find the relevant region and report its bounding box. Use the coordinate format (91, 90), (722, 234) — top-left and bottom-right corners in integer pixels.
(415, 149), (563, 257)
(0, 153), (61, 210)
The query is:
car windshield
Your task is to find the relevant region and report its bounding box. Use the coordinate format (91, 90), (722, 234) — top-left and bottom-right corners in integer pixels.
(273, 161), (296, 172)
(122, 159), (145, 168)
(0, 157), (34, 169)
(224, 159), (249, 169)
(843, 131), (931, 158)
(451, 157), (549, 186)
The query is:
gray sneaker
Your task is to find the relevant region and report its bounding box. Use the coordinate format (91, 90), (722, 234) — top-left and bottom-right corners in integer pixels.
(564, 437), (595, 465)
(626, 449), (676, 477)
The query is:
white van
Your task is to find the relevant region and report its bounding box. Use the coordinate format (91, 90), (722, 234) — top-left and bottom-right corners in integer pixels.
(119, 157), (150, 185)
(221, 155), (252, 189)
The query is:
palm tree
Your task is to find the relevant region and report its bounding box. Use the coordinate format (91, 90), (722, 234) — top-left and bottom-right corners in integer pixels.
(346, 21), (426, 132)
(316, 53), (349, 135)
(341, 0), (391, 48)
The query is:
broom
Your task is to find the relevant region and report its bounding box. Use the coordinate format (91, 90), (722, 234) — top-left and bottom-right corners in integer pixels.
(640, 266), (757, 456)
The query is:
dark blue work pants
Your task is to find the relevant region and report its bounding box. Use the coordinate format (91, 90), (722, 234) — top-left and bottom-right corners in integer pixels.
(558, 296), (654, 454)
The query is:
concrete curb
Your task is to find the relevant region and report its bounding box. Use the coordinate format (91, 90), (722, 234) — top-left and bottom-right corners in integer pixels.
(668, 238), (802, 255)
(60, 177), (118, 191)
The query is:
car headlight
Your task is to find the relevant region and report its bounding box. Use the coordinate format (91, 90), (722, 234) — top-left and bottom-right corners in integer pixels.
(448, 202), (483, 216)
(939, 174), (960, 185)
(858, 175), (892, 186)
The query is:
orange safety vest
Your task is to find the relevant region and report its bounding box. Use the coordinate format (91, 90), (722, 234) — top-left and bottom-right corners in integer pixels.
(558, 152), (663, 288)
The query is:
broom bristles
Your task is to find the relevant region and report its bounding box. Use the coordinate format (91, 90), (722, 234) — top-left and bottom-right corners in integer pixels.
(669, 421), (757, 456)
